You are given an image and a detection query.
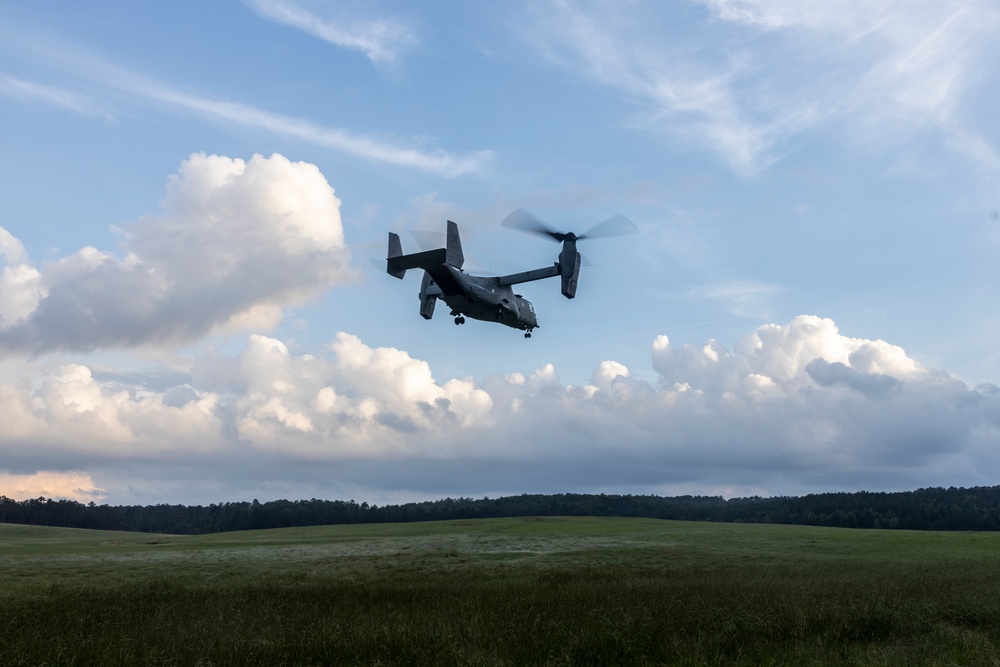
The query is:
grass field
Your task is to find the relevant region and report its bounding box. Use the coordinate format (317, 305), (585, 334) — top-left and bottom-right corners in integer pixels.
(3, 517), (1000, 665)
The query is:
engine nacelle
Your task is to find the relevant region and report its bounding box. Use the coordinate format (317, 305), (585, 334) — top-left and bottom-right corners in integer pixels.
(559, 246), (581, 299)
(419, 272), (440, 320)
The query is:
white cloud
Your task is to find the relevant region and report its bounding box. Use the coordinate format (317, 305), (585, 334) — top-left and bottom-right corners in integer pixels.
(244, 0), (417, 65)
(522, 0), (1000, 173)
(652, 315), (923, 391)
(0, 153), (352, 355)
(590, 360), (630, 392)
(2, 362), (225, 458)
(230, 332), (494, 458)
(0, 228), (45, 328)
(2, 315), (999, 504)
(0, 470), (106, 502)
(0, 227), (27, 265)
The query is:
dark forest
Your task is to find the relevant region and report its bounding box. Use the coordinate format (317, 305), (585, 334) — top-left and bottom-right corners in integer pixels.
(3, 485), (1000, 534)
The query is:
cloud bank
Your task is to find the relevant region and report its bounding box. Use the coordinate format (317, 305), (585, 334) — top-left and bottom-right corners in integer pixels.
(0, 153), (351, 355)
(3, 315), (998, 504)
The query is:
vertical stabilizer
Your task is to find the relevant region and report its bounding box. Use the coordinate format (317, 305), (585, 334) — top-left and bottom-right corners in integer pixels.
(446, 221), (465, 269)
(387, 232), (406, 279)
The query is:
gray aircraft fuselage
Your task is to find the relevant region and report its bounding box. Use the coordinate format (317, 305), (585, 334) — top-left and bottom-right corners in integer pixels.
(421, 266), (538, 332)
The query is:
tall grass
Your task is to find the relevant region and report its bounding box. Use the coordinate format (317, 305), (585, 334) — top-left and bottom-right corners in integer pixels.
(3, 518), (1000, 665)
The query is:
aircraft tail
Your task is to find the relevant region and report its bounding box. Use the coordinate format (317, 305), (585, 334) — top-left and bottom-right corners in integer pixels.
(445, 220), (465, 270)
(386, 222), (465, 279)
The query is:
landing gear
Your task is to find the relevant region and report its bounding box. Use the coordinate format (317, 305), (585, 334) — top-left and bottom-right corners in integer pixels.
(454, 316), (466, 325)
(524, 331), (532, 339)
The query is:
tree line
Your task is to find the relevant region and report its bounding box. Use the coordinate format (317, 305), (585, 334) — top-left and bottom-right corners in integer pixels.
(3, 486), (1000, 534)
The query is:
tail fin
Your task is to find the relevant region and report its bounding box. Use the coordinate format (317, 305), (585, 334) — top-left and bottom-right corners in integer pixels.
(387, 232), (406, 279)
(446, 221), (465, 270)
(387, 222), (464, 280)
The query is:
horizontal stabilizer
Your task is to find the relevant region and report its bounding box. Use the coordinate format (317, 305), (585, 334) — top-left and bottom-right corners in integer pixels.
(387, 247), (448, 274)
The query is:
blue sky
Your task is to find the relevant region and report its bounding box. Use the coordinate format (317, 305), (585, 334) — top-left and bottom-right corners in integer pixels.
(1, 0), (999, 506)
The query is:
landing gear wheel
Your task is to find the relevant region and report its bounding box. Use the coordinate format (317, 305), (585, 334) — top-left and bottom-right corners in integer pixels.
(454, 316), (466, 325)
(524, 332), (532, 339)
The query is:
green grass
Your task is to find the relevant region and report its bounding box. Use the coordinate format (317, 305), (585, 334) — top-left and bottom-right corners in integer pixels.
(3, 518), (1000, 665)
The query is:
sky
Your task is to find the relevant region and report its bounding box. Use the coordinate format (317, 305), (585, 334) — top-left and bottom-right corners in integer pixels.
(1, 0), (999, 506)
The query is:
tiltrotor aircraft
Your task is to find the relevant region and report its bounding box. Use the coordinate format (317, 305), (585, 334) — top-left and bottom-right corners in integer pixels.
(386, 209), (637, 338)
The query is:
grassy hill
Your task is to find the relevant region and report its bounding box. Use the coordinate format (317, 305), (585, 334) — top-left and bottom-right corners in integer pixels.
(3, 517), (1000, 665)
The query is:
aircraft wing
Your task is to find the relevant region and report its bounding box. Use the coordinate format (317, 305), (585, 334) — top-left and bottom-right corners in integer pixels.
(497, 265), (560, 286)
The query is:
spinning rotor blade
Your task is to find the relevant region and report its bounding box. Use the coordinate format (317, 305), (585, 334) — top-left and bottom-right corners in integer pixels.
(579, 214), (639, 240)
(501, 208), (565, 241)
(501, 208), (639, 242)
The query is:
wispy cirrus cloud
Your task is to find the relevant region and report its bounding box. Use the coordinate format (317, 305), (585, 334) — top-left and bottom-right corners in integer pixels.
(520, 0), (816, 174)
(704, 0), (1000, 161)
(0, 74), (110, 118)
(1, 30), (488, 177)
(521, 0), (1000, 174)
(243, 0), (417, 65)
(138, 86), (491, 177)
(686, 280), (784, 319)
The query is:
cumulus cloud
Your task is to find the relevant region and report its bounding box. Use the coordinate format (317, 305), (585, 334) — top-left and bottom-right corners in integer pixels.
(0, 228), (45, 328)
(226, 332), (494, 458)
(652, 315), (923, 391)
(522, 0), (1000, 173)
(0, 153), (352, 355)
(3, 315), (999, 504)
(0, 361), (226, 463)
(644, 316), (995, 491)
